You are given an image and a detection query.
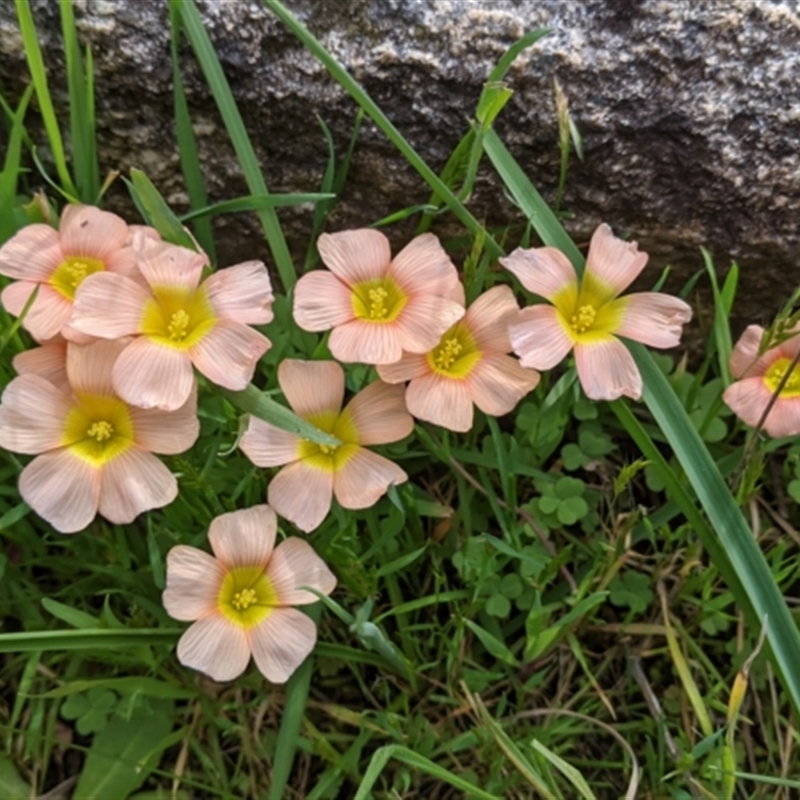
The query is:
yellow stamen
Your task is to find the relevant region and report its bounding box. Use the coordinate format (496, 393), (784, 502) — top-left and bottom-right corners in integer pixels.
(352, 278), (407, 324)
(167, 309), (190, 341)
(49, 255), (105, 300)
(86, 420), (113, 442)
(433, 337), (462, 370)
(296, 409), (359, 473)
(368, 288), (389, 319)
(764, 357), (800, 398)
(570, 304), (597, 334)
(231, 588), (257, 610)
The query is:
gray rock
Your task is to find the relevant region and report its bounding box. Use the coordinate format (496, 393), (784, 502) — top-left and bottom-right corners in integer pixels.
(1, 0), (799, 326)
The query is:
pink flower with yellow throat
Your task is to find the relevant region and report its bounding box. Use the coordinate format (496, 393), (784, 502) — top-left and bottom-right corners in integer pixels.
(0, 339), (199, 533)
(0, 205), (140, 342)
(240, 359), (413, 533)
(377, 285), (540, 432)
(163, 505), (336, 683)
(501, 224), (692, 401)
(293, 229), (465, 365)
(70, 236), (274, 411)
(723, 325), (800, 437)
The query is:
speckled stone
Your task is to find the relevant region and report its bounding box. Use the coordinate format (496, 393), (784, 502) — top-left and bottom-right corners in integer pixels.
(1, 0), (799, 324)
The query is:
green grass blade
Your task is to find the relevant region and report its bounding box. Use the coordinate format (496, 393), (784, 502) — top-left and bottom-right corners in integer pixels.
(702, 246), (733, 385)
(179, 193), (335, 222)
(0, 84), (33, 243)
(355, 744), (500, 800)
(60, 0), (99, 202)
(263, 0), (503, 260)
(0, 629), (179, 652)
(169, 1), (216, 263)
(128, 169), (198, 251)
(15, 0), (79, 200)
(174, 0), (296, 290)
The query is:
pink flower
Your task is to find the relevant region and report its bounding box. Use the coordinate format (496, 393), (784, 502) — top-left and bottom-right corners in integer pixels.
(13, 336), (68, 388)
(501, 224), (692, 401)
(0, 339), (199, 533)
(163, 505), (336, 683)
(377, 285), (540, 432)
(70, 236), (274, 411)
(293, 229), (465, 365)
(0, 205), (140, 342)
(723, 325), (800, 437)
(240, 359), (413, 532)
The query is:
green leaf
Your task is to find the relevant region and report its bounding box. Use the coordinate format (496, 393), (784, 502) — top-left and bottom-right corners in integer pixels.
(220, 384), (340, 446)
(74, 698), (175, 800)
(41, 597), (101, 630)
(178, 193), (336, 222)
(0, 629), (180, 653)
(128, 169), (198, 250)
(0, 755), (31, 800)
(609, 572), (654, 614)
(529, 739), (596, 800)
(464, 619), (518, 666)
(485, 593), (511, 618)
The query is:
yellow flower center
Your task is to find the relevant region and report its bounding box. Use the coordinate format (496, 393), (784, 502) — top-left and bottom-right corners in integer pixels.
(427, 323), (481, 379)
(296, 409), (360, 473)
(552, 272), (627, 344)
(62, 394), (135, 466)
(140, 285), (216, 350)
(49, 256), (105, 300)
(351, 277), (407, 323)
(764, 357), (800, 398)
(218, 566), (278, 628)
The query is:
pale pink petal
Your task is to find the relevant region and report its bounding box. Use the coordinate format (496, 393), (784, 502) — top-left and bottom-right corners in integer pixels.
(333, 448), (407, 509)
(60, 323), (100, 344)
(317, 228), (391, 286)
(376, 352), (429, 384)
(19, 449), (101, 534)
(59, 205), (129, 260)
(612, 293), (692, 349)
(208, 505), (277, 569)
(113, 338), (195, 411)
(405, 373), (475, 432)
(13, 339), (68, 387)
(128, 388), (199, 454)
(267, 461), (333, 533)
(2, 281), (73, 341)
(342, 380), (413, 445)
(0, 224), (63, 280)
(189, 320), (270, 391)
(329, 319), (403, 365)
(67, 339), (127, 396)
(465, 285), (519, 352)
(203, 261), (274, 325)
(135, 238), (206, 292)
(249, 608), (317, 683)
(584, 223), (648, 297)
(292, 270), (354, 332)
(729, 325), (768, 380)
(388, 233), (460, 295)
(99, 447), (178, 524)
(500, 246), (577, 301)
(266, 538), (337, 605)
(723, 378), (781, 431)
(762, 397), (800, 437)
(443, 275), (466, 305)
(163, 545), (224, 621)
(574, 337), (642, 401)
(394, 294), (465, 354)
(176, 616), (251, 682)
(239, 417), (302, 468)
(277, 359), (344, 417)
(466, 354), (540, 416)
(70, 272), (151, 338)
(508, 305), (574, 369)
(0, 375), (73, 453)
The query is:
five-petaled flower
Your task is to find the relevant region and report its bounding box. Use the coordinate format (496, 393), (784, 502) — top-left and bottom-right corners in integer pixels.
(0, 339), (199, 533)
(70, 236), (274, 410)
(378, 285), (540, 432)
(0, 205), (141, 342)
(293, 229), (465, 365)
(239, 359), (413, 532)
(501, 224), (692, 401)
(162, 505), (336, 683)
(723, 325), (800, 437)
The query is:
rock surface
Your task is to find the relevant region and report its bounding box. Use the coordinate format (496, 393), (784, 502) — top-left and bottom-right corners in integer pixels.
(1, 0), (799, 324)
